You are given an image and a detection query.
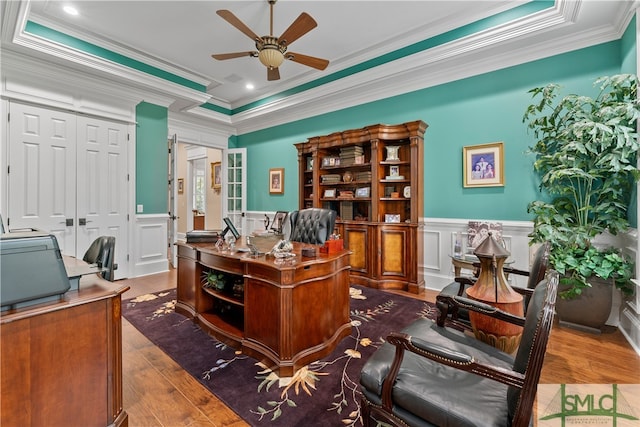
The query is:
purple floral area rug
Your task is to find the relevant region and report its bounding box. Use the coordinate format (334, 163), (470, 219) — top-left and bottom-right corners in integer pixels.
(122, 286), (441, 426)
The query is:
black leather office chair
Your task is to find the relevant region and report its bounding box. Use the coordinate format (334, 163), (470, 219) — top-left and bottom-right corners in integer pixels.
(83, 236), (117, 281)
(360, 270), (559, 427)
(288, 208), (337, 245)
(436, 241), (550, 327)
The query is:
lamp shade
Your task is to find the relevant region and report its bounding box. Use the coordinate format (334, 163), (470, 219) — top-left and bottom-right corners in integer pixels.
(258, 48), (284, 68)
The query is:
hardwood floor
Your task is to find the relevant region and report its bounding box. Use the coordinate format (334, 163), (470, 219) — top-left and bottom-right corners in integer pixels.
(119, 270), (640, 426)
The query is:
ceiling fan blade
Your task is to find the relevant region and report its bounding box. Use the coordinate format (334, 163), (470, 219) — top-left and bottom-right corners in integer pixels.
(286, 52), (329, 70)
(217, 10), (262, 42)
(278, 12), (317, 46)
(211, 52), (257, 60)
(267, 67), (280, 81)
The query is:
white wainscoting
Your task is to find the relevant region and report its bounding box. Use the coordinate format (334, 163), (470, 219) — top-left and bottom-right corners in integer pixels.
(422, 218), (534, 291)
(133, 214), (169, 277)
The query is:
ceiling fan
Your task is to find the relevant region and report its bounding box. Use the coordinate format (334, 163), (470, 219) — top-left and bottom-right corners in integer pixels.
(212, 0), (329, 81)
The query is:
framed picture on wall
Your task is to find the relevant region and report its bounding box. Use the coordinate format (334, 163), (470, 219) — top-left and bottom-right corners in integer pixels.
(463, 142), (504, 188)
(269, 168), (284, 194)
(211, 162), (221, 189)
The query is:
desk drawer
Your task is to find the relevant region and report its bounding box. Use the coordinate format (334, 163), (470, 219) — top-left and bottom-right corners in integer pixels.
(199, 252), (244, 276)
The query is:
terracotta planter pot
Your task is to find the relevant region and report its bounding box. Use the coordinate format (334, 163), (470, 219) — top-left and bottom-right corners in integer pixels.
(556, 276), (613, 334)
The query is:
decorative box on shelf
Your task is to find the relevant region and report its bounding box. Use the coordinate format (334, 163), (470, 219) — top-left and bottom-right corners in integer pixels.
(320, 239), (344, 254)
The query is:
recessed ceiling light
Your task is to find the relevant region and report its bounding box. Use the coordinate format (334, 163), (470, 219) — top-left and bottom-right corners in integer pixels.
(63, 5), (79, 16)
(245, 83), (254, 90)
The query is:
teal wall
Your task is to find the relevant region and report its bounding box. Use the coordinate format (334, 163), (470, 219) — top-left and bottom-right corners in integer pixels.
(235, 40), (626, 220)
(621, 16), (638, 226)
(136, 102), (168, 214)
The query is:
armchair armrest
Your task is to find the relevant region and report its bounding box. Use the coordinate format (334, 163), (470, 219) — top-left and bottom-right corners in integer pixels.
(379, 331), (526, 411)
(436, 295), (526, 327)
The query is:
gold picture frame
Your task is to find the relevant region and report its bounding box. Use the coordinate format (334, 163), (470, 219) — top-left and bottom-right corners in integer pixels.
(212, 162), (221, 189)
(463, 142), (504, 188)
(269, 168), (284, 194)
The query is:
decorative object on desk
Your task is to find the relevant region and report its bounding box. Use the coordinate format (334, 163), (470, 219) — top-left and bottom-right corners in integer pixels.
(403, 185), (411, 198)
(385, 145), (400, 161)
(177, 178), (184, 194)
(465, 232), (524, 353)
(270, 211), (288, 233)
(320, 238), (343, 254)
(269, 168), (284, 194)
(389, 165), (399, 176)
(342, 170), (353, 182)
(384, 214), (401, 223)
(355, 187), (370, 198)
(211, 162), (221, 190)
(463, 141), (504, 188)
(301, 247), (316, 257)
(186, 230), (221, 243)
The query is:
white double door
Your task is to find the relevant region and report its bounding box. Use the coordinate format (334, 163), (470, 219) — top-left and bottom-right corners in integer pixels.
(8, 102), (129, 279)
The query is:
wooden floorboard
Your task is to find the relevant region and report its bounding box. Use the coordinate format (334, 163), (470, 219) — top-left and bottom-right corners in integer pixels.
(119, 269), (640, 426)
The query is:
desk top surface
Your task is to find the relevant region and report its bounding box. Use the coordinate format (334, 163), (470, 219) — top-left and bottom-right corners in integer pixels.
(179, 240), (350, 269)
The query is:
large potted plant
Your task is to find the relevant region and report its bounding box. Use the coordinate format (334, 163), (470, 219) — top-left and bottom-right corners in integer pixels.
(524, 74), (638, 332)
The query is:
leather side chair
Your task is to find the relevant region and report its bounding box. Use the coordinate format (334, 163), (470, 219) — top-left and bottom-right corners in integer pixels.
(288, 208), (337, 245)
(360, 270), (559, 427)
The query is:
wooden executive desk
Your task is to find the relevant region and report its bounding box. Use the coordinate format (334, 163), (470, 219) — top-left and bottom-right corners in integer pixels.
(176, 241), (352, 376)
(1, 274), (129, 427)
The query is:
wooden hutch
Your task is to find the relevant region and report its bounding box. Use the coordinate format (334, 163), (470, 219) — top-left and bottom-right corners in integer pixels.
(295, 120), (426, 293)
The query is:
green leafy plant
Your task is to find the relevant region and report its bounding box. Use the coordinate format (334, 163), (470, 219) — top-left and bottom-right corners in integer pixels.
(203, 270), (227, 291)
(524, 74), (639, 298)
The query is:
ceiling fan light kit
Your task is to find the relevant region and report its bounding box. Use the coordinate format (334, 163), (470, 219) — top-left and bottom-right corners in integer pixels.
(213, 0), (329, 81)
(257, 37), (286, 68)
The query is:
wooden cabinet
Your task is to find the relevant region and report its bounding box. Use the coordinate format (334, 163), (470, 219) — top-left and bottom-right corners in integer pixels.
(295, 120), (426, 293)
(1, 277), (129, 427)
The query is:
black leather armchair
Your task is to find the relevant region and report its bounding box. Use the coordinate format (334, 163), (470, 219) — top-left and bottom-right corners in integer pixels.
(83, 236), (117, 281)
(288, 208), (337, 245)
(436, 241), (550, 327)
(360, 270), (559, 427)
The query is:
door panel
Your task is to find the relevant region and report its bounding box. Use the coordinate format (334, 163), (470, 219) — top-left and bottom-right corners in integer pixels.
(8, 102), (129, 279)
(77, 115), (129, 279)
(226, 149), (246, 236)
(8, 102), (76, 254)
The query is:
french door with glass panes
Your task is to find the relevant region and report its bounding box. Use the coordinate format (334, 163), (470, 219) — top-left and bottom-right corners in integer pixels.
(225, 149), (246, 236)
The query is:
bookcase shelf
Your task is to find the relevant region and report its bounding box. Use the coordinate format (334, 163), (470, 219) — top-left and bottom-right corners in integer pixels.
(295, 120), (426, 293)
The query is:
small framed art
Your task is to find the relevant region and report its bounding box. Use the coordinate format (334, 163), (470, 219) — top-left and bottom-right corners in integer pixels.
(324, 189), (336, 198)
(463, 142), (504, 188)
(385, 214), (401, 223)
(269, 168), (284, 194)
(356, 187), (370, 198)
(211, 162), (221, 189)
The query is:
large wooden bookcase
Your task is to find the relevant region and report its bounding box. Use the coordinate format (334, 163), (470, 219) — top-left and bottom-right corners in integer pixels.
(295, 120), (426, 293)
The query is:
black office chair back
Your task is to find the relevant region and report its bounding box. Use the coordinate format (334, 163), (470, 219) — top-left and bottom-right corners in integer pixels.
(288, 208), (337, 245)
(83, 236), (116, 281)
